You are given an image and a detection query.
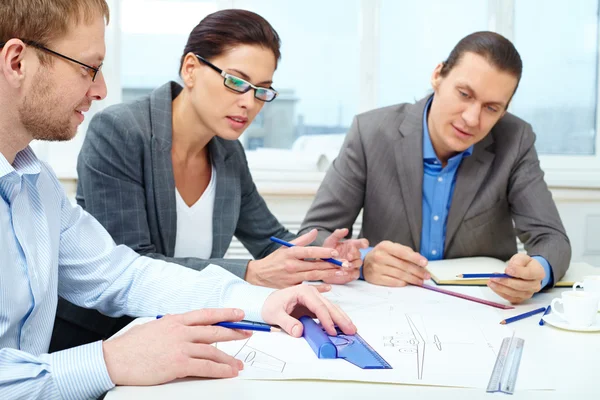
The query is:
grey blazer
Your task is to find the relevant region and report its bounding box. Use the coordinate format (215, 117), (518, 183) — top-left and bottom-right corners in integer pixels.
(300, 96), (571, 284)
(56, 81), (295, 336)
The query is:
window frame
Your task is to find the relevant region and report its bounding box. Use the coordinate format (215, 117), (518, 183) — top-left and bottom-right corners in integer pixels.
(500, 0), (600, 187)
(42, 0), (600, 189)
(356, 0), (600, 187)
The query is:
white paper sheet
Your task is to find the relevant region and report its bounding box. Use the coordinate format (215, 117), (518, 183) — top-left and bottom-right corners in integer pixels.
(216, 281), (554, 390)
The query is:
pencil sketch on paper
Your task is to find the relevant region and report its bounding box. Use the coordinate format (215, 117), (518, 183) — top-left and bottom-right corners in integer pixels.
(381, 306), (493, 380)
(383, 314), (441, 379)
(230, 338), (287, 373)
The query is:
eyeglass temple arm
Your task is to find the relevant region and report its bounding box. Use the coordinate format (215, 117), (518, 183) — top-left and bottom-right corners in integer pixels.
(195, 54), (223, 75)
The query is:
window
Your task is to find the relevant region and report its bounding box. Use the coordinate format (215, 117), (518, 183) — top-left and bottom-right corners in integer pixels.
(39, 0), (600, 186)
(231, 0), (361, 150)
(118, 0), (361, 152)
(511, 0), (599, 156)
(378, 0), (488, 108)
(247, 137), (264, 150)
(121, 0), (218, 99)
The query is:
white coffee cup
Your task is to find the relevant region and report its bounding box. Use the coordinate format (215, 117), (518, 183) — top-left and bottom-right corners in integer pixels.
(573, 275), (600, 311)
(550, 291), (600, 328)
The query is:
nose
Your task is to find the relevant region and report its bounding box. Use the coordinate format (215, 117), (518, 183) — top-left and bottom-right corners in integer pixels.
(237, 89), (257, 109)
(461, 102), (480, 128)
(88, 71), (108, 101)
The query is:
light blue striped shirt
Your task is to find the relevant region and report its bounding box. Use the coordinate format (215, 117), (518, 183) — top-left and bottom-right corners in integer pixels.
(0, 147), (274, 400)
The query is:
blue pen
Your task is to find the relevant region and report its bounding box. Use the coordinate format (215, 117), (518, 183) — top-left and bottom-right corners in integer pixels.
(457, 273), (512, 279)
(539, 305), (552, 326)
(269, 236), (345, 267)
(156, 316), (280, 332)
(500, 307), (547, 325)
(214, 320), (281, 332)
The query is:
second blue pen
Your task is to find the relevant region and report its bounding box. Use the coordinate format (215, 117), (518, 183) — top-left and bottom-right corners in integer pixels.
(270, 236), (344, 267)
(156, 316), (279, 332)
(539, 305), (552, 326)
(500, 307), (547, 325)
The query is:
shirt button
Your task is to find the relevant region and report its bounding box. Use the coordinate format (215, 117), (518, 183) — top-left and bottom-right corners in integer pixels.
(431, 250), (437, 255)
(433, 215), (439, 221)
(437, 177), (443, 182)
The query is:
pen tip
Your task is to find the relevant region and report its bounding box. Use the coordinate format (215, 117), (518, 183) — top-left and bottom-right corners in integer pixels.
(271, 327), (282, 332)
(499, 321), (506, 325)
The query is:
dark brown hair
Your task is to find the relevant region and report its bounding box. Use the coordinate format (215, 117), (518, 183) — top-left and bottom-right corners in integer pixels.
(440, 31), (523, 99)
(180, 9), (281, 73)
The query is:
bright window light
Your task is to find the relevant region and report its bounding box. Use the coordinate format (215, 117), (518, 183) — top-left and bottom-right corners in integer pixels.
(121, 0), (217, 35)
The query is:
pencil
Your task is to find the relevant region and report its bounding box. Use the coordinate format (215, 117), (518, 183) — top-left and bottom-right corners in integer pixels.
(456, 273), (512, 279)
(156, 316), (281, 332)
(538, 305), (552, 326)
(420, 284), (515, 309)
(500, 307), (547, 325)
(270, 236), (345, 267)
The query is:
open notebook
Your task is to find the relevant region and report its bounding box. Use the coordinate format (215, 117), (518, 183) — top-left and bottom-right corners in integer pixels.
(426, 257), (599, 286)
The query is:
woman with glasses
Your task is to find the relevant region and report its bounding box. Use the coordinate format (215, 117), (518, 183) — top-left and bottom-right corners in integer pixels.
(50, 9), (367, 352)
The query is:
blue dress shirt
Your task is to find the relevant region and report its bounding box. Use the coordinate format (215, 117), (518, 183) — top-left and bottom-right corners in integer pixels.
(360, 98), (552, 288)
(0, 148), (274, 400)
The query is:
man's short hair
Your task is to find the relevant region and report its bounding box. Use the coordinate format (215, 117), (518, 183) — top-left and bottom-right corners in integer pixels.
(0, 0), (110, 64)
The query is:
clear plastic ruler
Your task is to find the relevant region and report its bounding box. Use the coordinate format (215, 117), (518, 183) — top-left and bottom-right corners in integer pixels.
(486, 333), (525, 394)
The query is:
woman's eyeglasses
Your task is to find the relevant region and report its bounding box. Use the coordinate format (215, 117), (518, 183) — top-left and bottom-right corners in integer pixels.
(195, 55), (277, 102)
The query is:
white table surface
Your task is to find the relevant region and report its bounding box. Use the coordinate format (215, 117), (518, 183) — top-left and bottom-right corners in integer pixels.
(105, 285), (600, 400)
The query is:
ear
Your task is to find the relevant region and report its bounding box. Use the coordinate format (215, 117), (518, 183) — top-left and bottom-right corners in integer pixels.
(0, 39), (29, 88)
(180, 52), (199, 88)
(430, 62), (444, 91)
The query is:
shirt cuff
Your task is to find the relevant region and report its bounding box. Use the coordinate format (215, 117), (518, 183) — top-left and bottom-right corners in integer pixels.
(532, 255), (553, 289)
(222, 282), (275, 323)
(41, 341), (115, 400)
(358, 247), (374, 281)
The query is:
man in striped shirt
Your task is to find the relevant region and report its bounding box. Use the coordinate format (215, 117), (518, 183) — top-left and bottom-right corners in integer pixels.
(0, 1), (356, 399)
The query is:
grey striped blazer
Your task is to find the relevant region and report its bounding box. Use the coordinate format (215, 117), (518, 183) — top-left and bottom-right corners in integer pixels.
(55, 81), (295, 336)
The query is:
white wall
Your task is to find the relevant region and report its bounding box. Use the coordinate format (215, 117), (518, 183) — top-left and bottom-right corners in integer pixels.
(59, 174), (600, 267)
(551, 188), (600, 266)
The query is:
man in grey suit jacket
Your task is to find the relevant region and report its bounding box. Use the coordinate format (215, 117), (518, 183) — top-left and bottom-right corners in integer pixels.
(300, 31), (571, 304)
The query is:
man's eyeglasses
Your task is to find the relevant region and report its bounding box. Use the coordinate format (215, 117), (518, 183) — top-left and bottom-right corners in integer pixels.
(195, 55), (277, 102)
(0, 39), (102, 82)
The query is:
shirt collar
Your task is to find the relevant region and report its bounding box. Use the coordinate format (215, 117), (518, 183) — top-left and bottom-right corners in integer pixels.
(0, 147), (42, 179)
(422, 96), (473, 164)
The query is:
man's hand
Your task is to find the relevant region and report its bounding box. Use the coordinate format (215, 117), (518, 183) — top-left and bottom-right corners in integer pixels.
(362, 241), (429, 286)
(322, 228), (369, 269)
(245, 229), (353, 288)
(261, 284), (357, 337)
(321, 228), (369, 284)
(487, 253), (545, 304)
(102, 308), (251, 386)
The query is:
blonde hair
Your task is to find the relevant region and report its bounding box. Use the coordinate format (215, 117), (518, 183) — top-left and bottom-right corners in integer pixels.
(0, 0), (110, 63)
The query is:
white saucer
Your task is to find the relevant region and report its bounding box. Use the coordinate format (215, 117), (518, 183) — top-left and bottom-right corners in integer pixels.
(542, 313), (600, 332)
